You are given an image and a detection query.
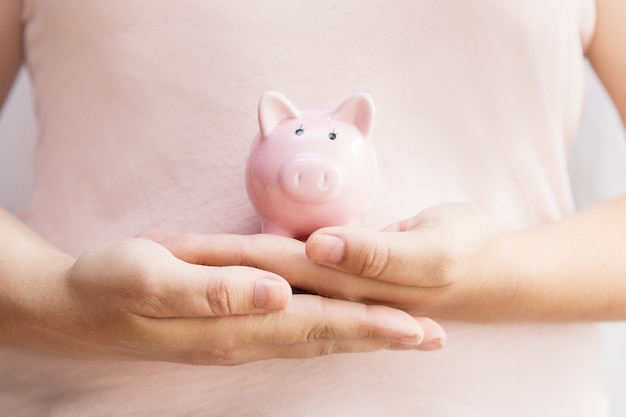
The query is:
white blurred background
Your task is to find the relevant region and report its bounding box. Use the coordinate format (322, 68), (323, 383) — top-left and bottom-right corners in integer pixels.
(1, 66), (625, 415)
(568, 64), (626, 416)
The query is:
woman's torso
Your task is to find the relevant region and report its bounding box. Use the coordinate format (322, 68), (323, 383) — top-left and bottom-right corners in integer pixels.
(1, 0), (608, 415)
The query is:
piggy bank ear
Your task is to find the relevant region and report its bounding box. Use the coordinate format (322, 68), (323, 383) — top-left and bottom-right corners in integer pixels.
(331, 93), (375, 139)
(258, 91), (301, 139)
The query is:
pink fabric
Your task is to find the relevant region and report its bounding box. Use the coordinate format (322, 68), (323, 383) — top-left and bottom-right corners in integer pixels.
(1, 0), (607, 415)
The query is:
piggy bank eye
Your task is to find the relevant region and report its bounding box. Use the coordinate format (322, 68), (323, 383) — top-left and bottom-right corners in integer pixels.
(295, 126), (304, 136)
(328, 130), (337, 140)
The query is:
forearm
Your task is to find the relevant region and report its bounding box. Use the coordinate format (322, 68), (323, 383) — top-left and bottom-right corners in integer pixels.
(588, 0), (626, 128)
(553, 0), (626, 321)
(0, 207), (75, 349)
(500, 195), (626, 321)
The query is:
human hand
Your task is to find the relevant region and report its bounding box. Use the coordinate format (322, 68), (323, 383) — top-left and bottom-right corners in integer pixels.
(145, 232), (452, 351)
(153, 203), (515, 323)
(36, 237), (442, 364)
(304, 202), (516, 321)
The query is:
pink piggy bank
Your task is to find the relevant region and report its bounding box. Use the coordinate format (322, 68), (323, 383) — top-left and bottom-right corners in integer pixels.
(245, 91), (378, 238)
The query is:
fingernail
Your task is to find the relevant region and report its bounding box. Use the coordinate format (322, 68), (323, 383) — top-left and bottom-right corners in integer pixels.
(310, 234), (345, 264)
(392, 334), (423, 346)
(255, 278), (289, 311)
(418, 338), (445, 351)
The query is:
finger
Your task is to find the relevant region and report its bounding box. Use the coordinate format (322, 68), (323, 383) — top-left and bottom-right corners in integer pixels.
(147, 233), (383, 300)
(144, 232), (304, 268)
(136, 295), (430, 364)
(134, 255), (292, 318)
(144, 233), (417, 304)
(305, 226), (449, 287)
(414, 317), (446, 351)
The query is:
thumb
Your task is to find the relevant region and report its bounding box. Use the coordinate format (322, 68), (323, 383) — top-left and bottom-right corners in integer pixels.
(135, 231), (293, 317)
(305, 227), (446, 287)
(142, 262), (293, 318)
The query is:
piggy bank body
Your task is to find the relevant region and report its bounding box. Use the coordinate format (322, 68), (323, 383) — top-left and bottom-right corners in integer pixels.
(246, 91), (378, 238)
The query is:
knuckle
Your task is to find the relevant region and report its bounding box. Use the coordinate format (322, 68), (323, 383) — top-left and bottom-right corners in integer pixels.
(306, 300), (338, 342)
(306, 320), (338, 342)
(356, 240), (390, 278)
(316, 341), (341, 357)
(205, 278), (237, 317)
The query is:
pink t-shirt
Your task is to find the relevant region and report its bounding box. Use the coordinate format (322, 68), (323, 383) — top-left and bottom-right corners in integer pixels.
(1, 0), (608, 415)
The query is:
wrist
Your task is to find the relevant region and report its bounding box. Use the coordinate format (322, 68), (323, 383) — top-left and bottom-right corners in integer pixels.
(0, 250), (76, 351)
(489, 229), (546, 321)
(495, 223), (618, 322)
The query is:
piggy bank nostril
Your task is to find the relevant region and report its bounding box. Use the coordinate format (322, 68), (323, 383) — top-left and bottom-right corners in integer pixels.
(277, 159), (342, 202)
(319, 173), (329, 191)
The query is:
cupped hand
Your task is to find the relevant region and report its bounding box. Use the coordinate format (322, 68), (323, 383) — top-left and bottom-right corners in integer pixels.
(38, 237), (442, 365)
(152, 203), (517, 322)
(305, 202), (518, 321)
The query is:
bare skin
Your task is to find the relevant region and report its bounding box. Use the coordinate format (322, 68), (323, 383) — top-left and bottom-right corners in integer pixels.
(152, 197), (626, 323)
(1, 0), (624, 364)
(0, 0), (445, 365)
(146, 0), (626, 324)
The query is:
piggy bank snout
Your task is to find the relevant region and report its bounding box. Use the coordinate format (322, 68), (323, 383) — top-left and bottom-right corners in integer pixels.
(278, 157), (343, 203)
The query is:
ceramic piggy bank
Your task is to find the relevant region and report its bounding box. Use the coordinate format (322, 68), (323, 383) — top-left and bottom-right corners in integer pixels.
(245, 91), (378, 238)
